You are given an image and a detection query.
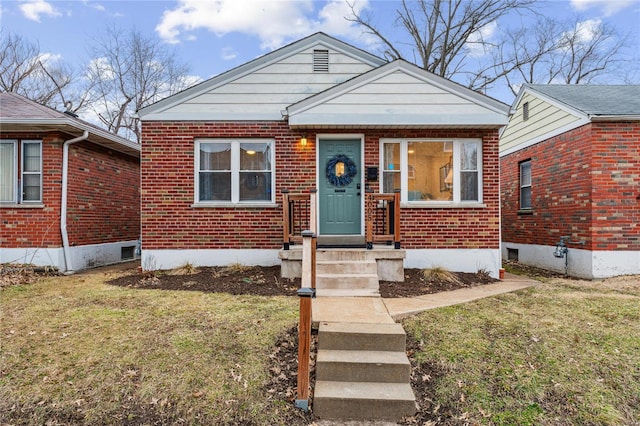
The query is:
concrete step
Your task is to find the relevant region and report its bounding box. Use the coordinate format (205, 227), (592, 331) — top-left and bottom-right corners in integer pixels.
(315, 288), (380, 297)
(316, 349), (410, 383)
(316, 273), (379, 290)
(318, 322), (406, 352)
(316, 259), (378, 275)
(317, 250), (369, 262)
(314, 381), (417, 421)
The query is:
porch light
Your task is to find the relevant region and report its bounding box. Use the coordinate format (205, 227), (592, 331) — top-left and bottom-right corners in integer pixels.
(300, 134), (308, 147)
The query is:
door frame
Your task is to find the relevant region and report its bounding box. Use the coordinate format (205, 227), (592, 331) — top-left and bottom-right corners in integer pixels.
(316, 133), (365, 236)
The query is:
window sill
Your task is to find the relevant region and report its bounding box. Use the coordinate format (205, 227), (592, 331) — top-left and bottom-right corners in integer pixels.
(191, 202), (278, 209)
(0, 203), (45, 209)
(401, 202), (487, 209)
(517, 209), (533, 215)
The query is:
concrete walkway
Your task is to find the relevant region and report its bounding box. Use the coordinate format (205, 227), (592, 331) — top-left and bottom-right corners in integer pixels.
(312, 273), (539, 325)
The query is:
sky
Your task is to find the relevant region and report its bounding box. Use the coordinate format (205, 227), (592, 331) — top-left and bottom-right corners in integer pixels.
(1, 0), (639, 105)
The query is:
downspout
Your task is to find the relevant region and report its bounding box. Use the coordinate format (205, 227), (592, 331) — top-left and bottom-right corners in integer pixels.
(61, 130), (89, 274)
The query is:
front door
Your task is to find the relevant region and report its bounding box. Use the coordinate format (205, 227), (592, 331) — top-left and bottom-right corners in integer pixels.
(318, 139), (362, 235)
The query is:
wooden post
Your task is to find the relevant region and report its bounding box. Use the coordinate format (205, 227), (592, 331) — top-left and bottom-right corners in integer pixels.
(393, 189), (401, 249)
(282, 190), (290, 250)
(365, 189), (373, 249)
(309, 188), (317, 236)
(295, 230), (315, 412)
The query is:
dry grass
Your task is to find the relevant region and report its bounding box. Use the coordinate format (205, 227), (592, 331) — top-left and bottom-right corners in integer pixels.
(0, 266), (299, 425)
(404, 274), (640, 425)
(422, 266), (461, 285)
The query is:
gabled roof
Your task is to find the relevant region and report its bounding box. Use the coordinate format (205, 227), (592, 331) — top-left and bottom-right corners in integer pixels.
(516, 84), (640, 119)
(287, 60), (510, 128)
(0, 92), (140, 157)
(138, 32), (386, 119)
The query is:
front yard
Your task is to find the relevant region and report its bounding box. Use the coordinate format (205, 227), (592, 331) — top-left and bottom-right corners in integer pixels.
(1, 263), (638, 425)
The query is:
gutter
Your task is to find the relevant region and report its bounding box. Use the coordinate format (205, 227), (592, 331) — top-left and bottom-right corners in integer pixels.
(61, 130), (89, 274)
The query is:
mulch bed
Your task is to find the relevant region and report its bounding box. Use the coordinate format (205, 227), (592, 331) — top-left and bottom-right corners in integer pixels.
(106, 265), (497, 298)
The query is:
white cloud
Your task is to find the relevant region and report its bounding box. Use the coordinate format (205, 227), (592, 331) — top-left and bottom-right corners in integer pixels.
(466, 21), (498, 58)
(571, 19), (601, 44)
(155, 0), (368, 50)
(570, 0), (636, 16)
(87, 57), (116, 80)
(19, 0), (61, 22)
(221, 46), (237, 60)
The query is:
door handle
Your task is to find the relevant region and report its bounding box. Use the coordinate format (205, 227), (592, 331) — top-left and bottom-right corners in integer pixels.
(357, 192), (361, 196)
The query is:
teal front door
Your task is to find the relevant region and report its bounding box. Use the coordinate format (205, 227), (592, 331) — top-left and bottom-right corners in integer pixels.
(318, 139), (362, 235)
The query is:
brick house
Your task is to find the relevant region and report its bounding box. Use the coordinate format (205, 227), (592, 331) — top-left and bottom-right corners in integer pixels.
(500, 85), (640, 279)
(0, 92), (140, 272)
(138, 33), (509, 278)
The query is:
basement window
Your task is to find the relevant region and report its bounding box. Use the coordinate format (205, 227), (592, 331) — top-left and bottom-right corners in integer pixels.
(313, 49), (329, 72)
(507, 248), (519, 261)
(121, 246), (135, 260)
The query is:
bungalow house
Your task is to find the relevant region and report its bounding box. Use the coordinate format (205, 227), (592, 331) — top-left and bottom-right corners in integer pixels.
(137, 33), (509, 278)
(500, 84), (640, 279)
(0, 92), (140, 273)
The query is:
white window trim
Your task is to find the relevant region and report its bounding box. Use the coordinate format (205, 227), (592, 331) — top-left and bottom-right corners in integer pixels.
(1, 140), (18, 203)
(379, 138), (483, 206)
(520, 160), (532, 210)
(21, 140), (43, 203)
(194, 139), (275, 206)
(1, 139), (42, 205)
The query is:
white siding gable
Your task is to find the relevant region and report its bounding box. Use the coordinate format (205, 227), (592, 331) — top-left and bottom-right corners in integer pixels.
(139, 33), (384, 121)
(288, 61), (510, 128)
(500, 90), (588, 157)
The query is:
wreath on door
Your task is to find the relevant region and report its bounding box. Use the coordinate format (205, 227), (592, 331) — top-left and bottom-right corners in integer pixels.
(326, 154), (357, 187)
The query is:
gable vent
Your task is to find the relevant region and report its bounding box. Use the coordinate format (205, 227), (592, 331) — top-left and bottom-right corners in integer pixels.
(313, 49), (329, 72)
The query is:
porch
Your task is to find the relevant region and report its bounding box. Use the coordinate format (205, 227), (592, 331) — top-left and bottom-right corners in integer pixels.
(279, 189), (405, 283)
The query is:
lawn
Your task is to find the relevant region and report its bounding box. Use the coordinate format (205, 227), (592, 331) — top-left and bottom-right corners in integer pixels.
(403, 274), (640, 425)
(1, 263), (639, 425)
(0, 265), (303, 425)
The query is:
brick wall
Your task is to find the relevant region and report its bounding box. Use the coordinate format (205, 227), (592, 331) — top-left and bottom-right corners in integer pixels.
(141, 122), (501, 250)
(1, 132), (64, 248)
(501, 122), (640, 251)
(1, 131), (140, 249)
(591, 122), (640, 250)
(66, 141), (140, 246)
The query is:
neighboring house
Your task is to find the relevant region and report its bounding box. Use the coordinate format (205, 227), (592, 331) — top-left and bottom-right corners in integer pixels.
(0, 92), (141, 273)
(138, 33), (509, 277)
(500, 84), (640, 279)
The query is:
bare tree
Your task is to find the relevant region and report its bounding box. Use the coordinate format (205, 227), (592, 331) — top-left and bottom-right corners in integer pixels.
(348, 0), (536, 86)
(348, 0), (633, 97)
(85, 26), (193, 142)
(0, 31), (79, 111)
(497, 16), (628, 96)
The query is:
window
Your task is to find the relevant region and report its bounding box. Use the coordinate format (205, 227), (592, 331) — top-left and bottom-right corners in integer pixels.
(0, 139), (42, 203)
(523, 102), (529, 121)
(195, 139), (274, 204)
(520, 160), (532, 209)
(380, 139), (482, 203)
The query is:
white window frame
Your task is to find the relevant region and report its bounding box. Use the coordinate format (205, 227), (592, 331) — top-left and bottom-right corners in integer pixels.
(194, 139), (275, 205)
(1, 139), (42, 204)
(379, 138), (483, 205)
(520, 160), (532, 210)
(21, 140), (43, 203)
(1, 140), (18, 203)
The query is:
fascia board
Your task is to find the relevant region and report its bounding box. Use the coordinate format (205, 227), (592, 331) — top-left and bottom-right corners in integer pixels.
(140, 112), (284, 121)
(288, 112), (509, 127)
(0, 118), (140, 155)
